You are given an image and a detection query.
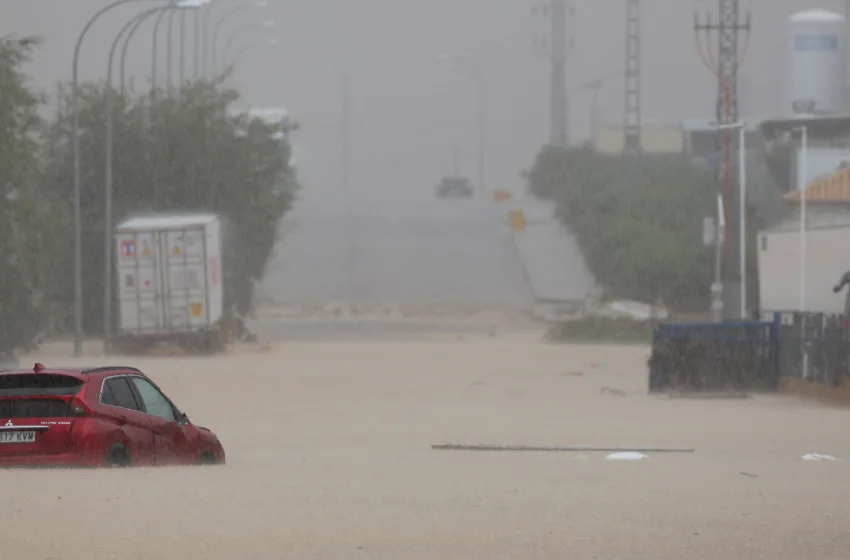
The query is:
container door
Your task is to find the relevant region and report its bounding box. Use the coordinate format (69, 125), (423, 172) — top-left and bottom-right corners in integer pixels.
(161, 228), (209, 332)
(116, 231), (166, 333)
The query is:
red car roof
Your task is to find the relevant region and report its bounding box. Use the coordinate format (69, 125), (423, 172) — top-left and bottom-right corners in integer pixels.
(0, 364), (87, 378)
(0, 363), (142, 379)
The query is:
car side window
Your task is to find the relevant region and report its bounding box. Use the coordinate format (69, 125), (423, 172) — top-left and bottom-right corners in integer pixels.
(103, 377), (142, 411)
(101, 382), (118, 406)
(130, 377), (176, 422)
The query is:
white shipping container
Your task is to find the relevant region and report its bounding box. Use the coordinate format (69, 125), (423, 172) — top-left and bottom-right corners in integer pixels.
(114, 213), (224, 335)
(757, 225), (850, 314)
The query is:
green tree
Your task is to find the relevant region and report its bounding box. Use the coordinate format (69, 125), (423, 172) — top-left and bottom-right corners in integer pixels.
(42, 81), (298, 334)
(527, 147), (719, 310)
(0, 36), (56, 356)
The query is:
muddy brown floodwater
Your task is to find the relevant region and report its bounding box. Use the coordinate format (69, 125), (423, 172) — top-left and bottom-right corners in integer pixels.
(6, 337), (850, 559)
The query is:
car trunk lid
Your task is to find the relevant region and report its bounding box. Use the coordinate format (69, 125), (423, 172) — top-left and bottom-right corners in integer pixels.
(0, 373), (85, 456)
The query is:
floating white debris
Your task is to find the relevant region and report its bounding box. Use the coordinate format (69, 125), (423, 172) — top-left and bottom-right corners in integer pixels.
(801, 453), (840, 462)
(605, 451), (649, 461)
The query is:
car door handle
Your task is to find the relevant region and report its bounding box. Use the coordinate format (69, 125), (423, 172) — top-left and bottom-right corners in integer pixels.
(116, 416), (127, 426)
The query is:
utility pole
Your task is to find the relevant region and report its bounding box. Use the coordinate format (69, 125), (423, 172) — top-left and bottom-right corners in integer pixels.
(695, 0), (751, 317)
(550, 0), (568, 147)
(532, 1), (571, 148)
(342, 70), (350, 192)
(623, 0), (641, 153)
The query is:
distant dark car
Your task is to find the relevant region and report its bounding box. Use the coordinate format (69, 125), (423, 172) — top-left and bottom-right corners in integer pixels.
(435, 176), (474, 198)
(0, 363), (225, 468)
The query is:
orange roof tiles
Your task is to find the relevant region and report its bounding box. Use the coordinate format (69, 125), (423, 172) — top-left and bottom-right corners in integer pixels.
(784, 166), (850, 202)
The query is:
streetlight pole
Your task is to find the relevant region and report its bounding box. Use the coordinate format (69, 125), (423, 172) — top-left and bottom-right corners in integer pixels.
(193, 9), (200, 80)
(152, 8), (169, 91)
(210, 1), (269, 78)
(104, 2), (200, 351)
(220, 20), (276, 70)
(342, 70), (350, 193)
(438, 53), (486, 197)
(120, 10), (160, 93)
(712, 193), (726, 323)
(738, 123), (746, 319)
(179, 9), (186, 85)
(167, 9), (176, 88)
(72, 0), (151, 357)
(151, 0), (206, 91)
(104, 7), (161, 350)
(711, 120), (747, 319)
(201, 0), (214, 77)
(795, 125), (809, 379)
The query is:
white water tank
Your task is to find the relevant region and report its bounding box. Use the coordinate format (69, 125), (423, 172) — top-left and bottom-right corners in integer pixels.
(787, 9), (846, 116)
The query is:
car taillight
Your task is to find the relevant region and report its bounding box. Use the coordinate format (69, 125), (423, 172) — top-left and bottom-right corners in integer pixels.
(70, 397), (91, 417)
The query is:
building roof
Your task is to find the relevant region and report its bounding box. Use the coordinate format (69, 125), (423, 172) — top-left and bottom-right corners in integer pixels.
(760, 115), (850, 140)
(784, 166), (850, 202)
(117, 212), (219, 231)
(788, 9), (844, 23)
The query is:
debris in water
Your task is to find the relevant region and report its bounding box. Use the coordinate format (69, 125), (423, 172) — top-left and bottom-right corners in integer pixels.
(801, 453), (840, 461)
(605, 452), (649, 461)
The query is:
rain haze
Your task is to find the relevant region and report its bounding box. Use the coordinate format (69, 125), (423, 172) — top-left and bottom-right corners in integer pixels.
(5, 0), (847, 193)
(3, 1), (850, 559)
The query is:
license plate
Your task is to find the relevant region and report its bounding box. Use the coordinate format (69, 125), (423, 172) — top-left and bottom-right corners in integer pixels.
(0, 431), (36, 443)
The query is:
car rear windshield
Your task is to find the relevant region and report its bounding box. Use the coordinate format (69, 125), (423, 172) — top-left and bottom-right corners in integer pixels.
(0, 374), (84, 397)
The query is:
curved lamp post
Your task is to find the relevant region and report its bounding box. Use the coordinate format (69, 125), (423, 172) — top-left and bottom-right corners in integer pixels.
(437, 53), (486, 198)
(164, 5), (198, 88)
(148, 0), (209, 91)
(151, 8), (170, 90)
(103, 0), (203, 349)
(209, 0), (269, 78)
(221, 20), (275, 68)
(166, 10), (177, 87)
(72, 0), (158, 356)
(120, 8), (167, 92)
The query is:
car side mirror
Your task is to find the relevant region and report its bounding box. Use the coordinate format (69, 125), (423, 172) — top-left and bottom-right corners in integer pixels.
(177, 411), (189, 425)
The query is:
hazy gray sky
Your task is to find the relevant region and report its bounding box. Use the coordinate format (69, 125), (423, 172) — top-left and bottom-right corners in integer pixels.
(0, 0), (845, 195)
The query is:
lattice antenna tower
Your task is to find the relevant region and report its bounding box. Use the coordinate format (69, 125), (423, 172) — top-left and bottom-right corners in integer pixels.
(624, 0), (642, 154)
(532, 0), (575, 148)
(694, 0), (752, 287)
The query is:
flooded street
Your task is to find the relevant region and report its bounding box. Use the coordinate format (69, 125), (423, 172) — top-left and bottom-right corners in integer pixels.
(5, 338), (850, 559)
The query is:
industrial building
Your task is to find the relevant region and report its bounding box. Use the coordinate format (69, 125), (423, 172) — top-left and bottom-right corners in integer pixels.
(757, 9), (850, 315)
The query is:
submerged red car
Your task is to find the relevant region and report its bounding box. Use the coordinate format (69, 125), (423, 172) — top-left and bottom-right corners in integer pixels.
(0, 363), (225, 468)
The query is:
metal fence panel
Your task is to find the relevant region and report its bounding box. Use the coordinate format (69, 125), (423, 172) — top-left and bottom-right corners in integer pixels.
(648, 317), (780, 393)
